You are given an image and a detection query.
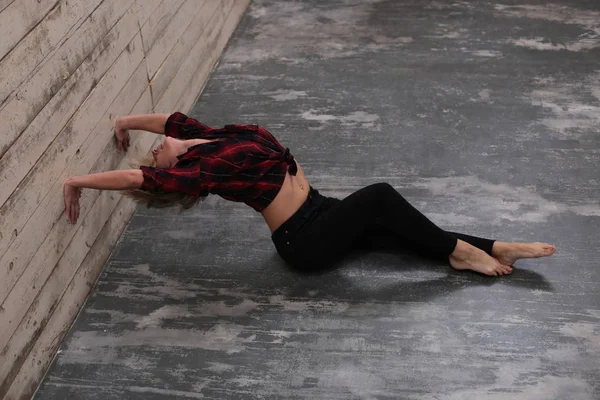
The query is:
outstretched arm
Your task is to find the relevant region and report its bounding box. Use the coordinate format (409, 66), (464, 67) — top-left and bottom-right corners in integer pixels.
(64, 169), (144, 224)
(116, 114), (170, 134)
(116, 112), (215, 152)
(114, 114), (170, 152)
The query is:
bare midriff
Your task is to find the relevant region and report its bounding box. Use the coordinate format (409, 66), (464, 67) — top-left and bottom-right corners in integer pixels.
(261, 161), (310, 233)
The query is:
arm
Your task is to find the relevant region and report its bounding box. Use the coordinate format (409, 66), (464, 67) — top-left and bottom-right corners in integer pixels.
(63, 170), (144, 224)
(66, 169), (143, 190)
(114, 112), (213, 152)
(116, 114), (170, 135)
(114, 114), (170, 153)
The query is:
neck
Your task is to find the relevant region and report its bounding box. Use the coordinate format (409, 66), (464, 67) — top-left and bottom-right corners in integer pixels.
(173, 140), (192, 157)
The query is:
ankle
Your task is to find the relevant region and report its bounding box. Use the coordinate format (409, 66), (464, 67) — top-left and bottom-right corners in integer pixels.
(492, 241), (514, 257)
(451, 240), (472, 260)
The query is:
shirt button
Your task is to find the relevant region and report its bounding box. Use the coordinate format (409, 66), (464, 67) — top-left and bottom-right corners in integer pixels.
(285, 230), (288, 234)
(287, 241), (290, 245)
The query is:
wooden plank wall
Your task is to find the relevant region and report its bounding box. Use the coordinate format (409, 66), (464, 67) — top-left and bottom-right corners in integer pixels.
(0, 0), (250, 398)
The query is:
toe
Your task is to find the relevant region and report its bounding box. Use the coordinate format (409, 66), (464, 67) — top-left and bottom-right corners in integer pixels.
(543, 245), (556, 255)
(496, 264), (512, 276)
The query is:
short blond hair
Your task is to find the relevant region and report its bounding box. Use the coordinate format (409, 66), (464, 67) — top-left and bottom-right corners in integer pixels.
(122, 152), (204, 210)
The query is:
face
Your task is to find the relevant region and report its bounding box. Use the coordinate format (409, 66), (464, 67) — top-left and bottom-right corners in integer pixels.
(152, 137), (177, 168)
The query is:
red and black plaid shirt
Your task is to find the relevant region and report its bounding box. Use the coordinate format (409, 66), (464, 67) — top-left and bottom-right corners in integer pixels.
(140, 112), (298, 212)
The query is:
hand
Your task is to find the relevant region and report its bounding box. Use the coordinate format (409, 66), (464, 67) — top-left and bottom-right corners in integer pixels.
(114, 116), (131, 152)
(63, 181), (82, 224)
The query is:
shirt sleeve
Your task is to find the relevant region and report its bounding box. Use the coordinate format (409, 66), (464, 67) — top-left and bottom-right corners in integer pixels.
(139, 165), (207, 197)
(164, 112), (213, 139)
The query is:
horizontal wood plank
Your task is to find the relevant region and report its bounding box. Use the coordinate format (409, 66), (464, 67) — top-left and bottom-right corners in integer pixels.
(0, 87), (154, 396)
(0, 0), (16, 14)
(0, 0), (59, 61)
(3, 194), (138, 400)
(0, 56), (148, 350)
(0, 0), (133, 157)
(0, 1), (248, 398)
(0, 35), (145, 309)
(140, 0), (186, 55)
(0, 0), (161, 258)
(153, 0), (232, 112)
(145, 0), (204, 80)
(175, 0), (248, 113)
(150, 0), (220, 104)
(0, 0), (162, 160)
(0, 0), (103, 107)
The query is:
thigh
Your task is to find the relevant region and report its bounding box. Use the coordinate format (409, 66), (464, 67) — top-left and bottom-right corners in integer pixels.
(291, 184), (389, 268)
(353, 226), (402, 252)
(353, 227), (439, 260)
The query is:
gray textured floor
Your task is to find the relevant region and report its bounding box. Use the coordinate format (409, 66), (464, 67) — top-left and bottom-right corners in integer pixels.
(36, 1), (600, 399)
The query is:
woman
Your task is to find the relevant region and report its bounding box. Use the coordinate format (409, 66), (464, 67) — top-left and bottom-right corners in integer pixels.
(64, 112), (556, 276)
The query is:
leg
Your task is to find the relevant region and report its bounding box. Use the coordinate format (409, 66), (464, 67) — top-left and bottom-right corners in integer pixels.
(356, 228), (495, 256)
(292, 183), (511, 276)
(354, 225), (556, 268)
(448, 232), (494, 255)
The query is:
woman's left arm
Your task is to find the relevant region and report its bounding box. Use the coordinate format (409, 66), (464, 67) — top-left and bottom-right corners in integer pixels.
(64, 169), (144, 224)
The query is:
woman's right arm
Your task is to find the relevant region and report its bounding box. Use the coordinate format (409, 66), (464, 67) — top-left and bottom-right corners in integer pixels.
(64, 170), (144, 224)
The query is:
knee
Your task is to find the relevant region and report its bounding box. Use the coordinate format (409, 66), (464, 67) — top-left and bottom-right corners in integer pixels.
(368, 182), (407, 208)
(371, 182), (396, 197)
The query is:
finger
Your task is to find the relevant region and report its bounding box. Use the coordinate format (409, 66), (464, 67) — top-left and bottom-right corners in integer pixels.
(74, 199), (80, 224)
(65, 201), (70, 223)
(67, 197), (73, 224)
(64, 192), (69, 221)
(117, 139), (122, 153)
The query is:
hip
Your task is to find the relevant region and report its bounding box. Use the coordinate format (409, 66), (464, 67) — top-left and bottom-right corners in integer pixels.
(271, 187), (339, 268)
(261, 166), (310, 232)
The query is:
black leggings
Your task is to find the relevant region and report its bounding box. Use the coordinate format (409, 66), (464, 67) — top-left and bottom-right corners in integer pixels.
(271, 183), (495, 271)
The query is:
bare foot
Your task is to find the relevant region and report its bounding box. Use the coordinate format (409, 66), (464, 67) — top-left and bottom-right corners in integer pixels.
(449, 240), (513, 277)
(492, 242), (556, 266)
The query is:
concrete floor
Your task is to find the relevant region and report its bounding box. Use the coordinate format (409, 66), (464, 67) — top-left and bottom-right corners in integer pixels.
(36, 1), (600, 399)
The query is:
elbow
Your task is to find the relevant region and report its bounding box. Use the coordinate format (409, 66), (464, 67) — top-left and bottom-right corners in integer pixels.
(128, 169), (144, 190)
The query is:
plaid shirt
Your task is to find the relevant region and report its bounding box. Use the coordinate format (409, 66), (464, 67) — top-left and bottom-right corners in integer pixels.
(140, 112), (298, 212)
